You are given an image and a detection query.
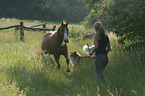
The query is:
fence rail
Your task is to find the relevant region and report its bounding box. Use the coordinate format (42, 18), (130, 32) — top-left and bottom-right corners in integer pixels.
(0, 22), (56, 40)
(23, 26), (56, 31)
(28, 23), (46, 28)
(0, 25), (20, 30)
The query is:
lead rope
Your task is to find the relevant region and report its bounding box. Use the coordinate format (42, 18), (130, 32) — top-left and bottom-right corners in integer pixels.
(87, 44), (96, 72)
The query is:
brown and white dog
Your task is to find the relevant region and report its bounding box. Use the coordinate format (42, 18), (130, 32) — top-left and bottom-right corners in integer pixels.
(70, 51), (95, 70)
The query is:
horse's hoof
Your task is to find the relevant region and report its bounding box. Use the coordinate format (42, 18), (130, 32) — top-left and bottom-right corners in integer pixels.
(66, 69), (70, 72)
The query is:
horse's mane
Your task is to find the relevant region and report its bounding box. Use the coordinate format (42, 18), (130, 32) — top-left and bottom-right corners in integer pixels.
(56, 24), (64, 45)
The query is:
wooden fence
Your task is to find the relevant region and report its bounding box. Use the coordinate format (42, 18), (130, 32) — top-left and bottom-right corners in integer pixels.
(0, 22), (56, 40)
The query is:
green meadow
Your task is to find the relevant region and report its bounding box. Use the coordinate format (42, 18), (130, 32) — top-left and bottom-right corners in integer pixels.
(0, 18), (144, 96)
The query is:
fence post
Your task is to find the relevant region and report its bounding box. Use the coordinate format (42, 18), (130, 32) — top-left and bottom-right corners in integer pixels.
(43, 23), (46, 33)
(20, 22), (24, 40)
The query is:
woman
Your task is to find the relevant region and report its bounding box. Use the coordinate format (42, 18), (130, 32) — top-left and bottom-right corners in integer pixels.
(89, 22), (111, 82)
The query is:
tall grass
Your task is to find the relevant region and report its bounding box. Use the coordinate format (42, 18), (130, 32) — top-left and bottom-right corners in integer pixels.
(0, 18), (144, 96)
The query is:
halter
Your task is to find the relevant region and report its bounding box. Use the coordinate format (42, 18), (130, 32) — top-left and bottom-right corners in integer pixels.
(60, 21), (69, 43)
(63, 26), (69, 43)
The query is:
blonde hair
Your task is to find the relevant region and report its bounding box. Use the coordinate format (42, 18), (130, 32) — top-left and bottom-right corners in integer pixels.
(94, 22), (105, 35)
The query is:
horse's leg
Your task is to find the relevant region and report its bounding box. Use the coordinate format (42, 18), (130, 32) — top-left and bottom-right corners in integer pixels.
(63, 52), (70, 72)
(48, 53), (54, 63)
(54, 54), (61, 69)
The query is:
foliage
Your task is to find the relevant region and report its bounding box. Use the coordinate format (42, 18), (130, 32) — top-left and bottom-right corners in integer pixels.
(81, 0), (145, 44)
(81, 0), (113, 29)
(0, 18), (144, 96)
(81, 0), (102, 9)
(106, 0), (145, 44)
(0, 0), (89, 22)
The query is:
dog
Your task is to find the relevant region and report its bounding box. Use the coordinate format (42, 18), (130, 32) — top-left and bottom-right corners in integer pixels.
(70, 51), (95, 70)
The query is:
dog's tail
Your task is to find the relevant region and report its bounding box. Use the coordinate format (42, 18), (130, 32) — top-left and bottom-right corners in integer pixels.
(83, 45), (89, 53)
(83, 45), (95, 54)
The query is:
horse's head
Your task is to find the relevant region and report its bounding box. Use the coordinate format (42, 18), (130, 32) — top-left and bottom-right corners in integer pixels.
(59, 21), (69, 43)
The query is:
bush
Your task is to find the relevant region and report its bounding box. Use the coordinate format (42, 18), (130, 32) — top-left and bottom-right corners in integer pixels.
(106, 0), (145, 43)
(81, 0), (145, 44)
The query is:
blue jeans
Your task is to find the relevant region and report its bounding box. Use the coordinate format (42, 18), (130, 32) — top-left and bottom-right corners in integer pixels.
(94, 54), (108, 82)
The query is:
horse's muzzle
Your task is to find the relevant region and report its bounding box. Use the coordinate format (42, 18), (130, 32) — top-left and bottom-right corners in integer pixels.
(64, 39), (69, 43)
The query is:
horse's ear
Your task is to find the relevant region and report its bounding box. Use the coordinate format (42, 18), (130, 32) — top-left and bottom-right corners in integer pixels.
(66, 22), (68, 26)
(61, 21), (63, 26)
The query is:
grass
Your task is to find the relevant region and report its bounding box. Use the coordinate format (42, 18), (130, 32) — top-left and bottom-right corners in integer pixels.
(0, 18), (144, 96)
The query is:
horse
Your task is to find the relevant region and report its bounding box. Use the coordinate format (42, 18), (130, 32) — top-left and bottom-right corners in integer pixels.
(41, 21), (70, 72)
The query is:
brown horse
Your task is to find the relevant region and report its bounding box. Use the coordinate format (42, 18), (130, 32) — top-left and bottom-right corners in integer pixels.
(41, 21), (70, 72)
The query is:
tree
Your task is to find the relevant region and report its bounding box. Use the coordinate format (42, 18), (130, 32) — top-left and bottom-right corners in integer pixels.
(81, 0), (145, 44)
(106, 0), (145, 43)
(0, 0), (89, 22)
(81, 0), (101, 9)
